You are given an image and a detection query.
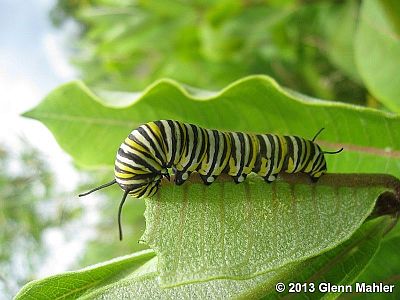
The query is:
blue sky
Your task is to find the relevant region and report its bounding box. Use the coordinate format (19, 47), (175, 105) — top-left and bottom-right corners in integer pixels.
(0, 0), (77, 181)
(0, 1), (99, 294)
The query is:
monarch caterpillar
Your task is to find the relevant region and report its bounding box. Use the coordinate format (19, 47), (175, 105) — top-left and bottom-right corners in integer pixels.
(80, 120), (343, 240)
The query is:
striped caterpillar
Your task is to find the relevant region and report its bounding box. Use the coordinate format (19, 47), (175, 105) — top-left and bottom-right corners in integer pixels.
(80, 120), (343, 239)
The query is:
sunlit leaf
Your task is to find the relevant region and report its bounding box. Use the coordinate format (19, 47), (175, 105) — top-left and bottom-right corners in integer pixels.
(23, 76), (400, 178)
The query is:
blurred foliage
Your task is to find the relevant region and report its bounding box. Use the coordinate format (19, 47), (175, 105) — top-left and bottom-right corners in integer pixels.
(0, 143), (80, 297)
(50, 0), (370, 104)
(78, 173), (148, 267)
(0, 141), (147, 298)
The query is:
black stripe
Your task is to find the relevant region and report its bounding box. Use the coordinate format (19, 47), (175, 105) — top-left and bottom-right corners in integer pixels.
(253, 134), (266, 173)
(176, 121), (186, 164)
(283, 135), (293, 172)
(166, 120), (177, 167)
(311, 153), (323, 172)
(183, 123), (191, 157)
(301, 140), (316, 172)
(219, 132), (229, 170)
(246, 133), (253, 170)
(115, 160), (146, 172)
(137, 126), (164, 164)
(122, 182), (147, 191)
(207, 130), (220, 176)
(186, 124), (199, 169)
(314, 154), (326, 172)
(115, 171), (156, 181)
(118, 148), (159, 173)
(265, 134), (276, 179)
(145, 123), (165, 159)
(228, 132), (238, 169)
(146, 181), (160, 196)
(298, 137), (308, 171)
(198, 127), (208, 164)
(136, 185), (150, 198)
(292, 136), (303, 172)
(236, 132), (246, 175)
(125, 143), (161, 166)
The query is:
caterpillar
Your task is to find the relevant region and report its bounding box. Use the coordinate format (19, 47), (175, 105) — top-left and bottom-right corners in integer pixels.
(79, 120), (343, 240)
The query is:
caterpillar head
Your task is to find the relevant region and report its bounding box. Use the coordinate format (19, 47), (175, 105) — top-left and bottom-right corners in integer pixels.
(310, 128), (343, 180)
(309, 145), (328, 180)
(79, 146), (169, 241)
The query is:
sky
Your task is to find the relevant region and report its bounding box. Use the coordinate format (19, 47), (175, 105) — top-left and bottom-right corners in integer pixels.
(0, 0), (101, 294)
(0, 0), (77, 185)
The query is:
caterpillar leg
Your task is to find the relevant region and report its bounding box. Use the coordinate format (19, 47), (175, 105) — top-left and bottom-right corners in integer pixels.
(200, 174), (217, 186)
(161, 169), (170, 181)
(309, 171), (324, 183)
(263, 174), (277, 183)
(175, 170), (191, 185)
(232, 174), (247, 184)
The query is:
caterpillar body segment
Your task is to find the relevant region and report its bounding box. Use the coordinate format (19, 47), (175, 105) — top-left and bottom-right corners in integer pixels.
(114, 120), (331, 198)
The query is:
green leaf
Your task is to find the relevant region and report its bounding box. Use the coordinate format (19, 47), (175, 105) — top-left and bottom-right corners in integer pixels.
(23, 76), (400, 178)
(141, 173), (400, 287)
(355, 222), (400, 299)
(263, 216), (395, 299)
(355, 0), (400, 112)
(80, 257), (293, 299)
(320, 0), (361, 82)
(14, 249), (155, 300)
(15, 216), (395, 299)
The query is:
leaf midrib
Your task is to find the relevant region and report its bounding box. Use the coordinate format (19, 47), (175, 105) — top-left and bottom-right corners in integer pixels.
(27, 111), (400, 157)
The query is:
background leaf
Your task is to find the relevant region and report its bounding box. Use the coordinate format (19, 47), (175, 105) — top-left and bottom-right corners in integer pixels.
(263, 216), (394, 299)
(354, 224), (400, 299)
(14, 250), (155, 300)
(355, 0), (400, 112)
(23, 76), (400, 178)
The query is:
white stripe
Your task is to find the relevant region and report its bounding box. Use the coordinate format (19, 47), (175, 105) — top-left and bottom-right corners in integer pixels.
(161, 120), (173, 164)
(180, 123), (195, 167)
(173, 121), (182, 165)
(243, 134), (250, 169)
(213, 131), (225, 175)
(272, 135), (280, 173)
(119, 145), (161, 170)
(142, 124), (166, 162)
(205, 129), (215, 173)
(290, 136), (298, 172)
(132, 128), (163, 165)
(189, 126), (204, 171)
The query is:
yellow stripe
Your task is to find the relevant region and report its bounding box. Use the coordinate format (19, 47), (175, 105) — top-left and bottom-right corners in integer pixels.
(220, 132), (232, 172)
(114, 172), (134, 179)
(258, 157), (268, 175)
(124, 137), (149, 154)
(245, 134), (258, 173)
(277, 135), (287, 171)
(303, 141), (315, 172)
(148, 122), (163, 142)
(115, 161), (137, 173)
